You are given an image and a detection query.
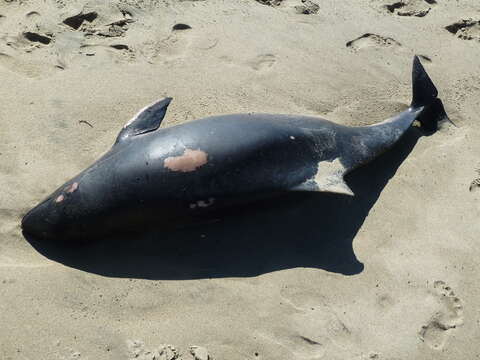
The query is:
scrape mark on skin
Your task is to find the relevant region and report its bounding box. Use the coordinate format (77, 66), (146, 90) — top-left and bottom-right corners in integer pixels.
(351, 135), (370, 158)
(164, 149), (208, 172)
(197, 199), (213, 207)
(65, 182), (79, 193)
(190, 198), (215, 209)
(55, 194), (64, 203)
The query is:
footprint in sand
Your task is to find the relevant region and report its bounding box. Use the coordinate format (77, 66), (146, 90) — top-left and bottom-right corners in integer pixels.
(445, 20), (480, 42)
(384, 0), (436, 18)
(149, 23), (194, 61)
(79, 43), (136, 62)
(346, 33), (402, 52)
(0, 2), (141, 74)
(0, 52), (54, 78)
(1, 27), (53, 53)
(276, 286), (355, 359)
(60, 6), (138, 63)
(61, 6), (135, 39)
(248, 54), (276, 71)
(62, 9), (132, 41)
(419, 281), (464, 350)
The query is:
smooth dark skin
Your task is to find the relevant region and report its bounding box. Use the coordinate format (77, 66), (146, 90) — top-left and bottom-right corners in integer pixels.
(22, 56), (439, 241)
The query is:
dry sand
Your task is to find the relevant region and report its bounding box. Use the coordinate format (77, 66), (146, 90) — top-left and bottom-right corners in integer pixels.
(1, 0), (480, 359)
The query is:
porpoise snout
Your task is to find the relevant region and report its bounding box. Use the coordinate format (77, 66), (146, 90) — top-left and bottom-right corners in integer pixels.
(21, 198), (55, 239)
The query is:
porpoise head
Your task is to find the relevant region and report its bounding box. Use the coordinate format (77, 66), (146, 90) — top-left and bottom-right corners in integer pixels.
(21, 180), (94, 240)
(22, 97), (174, 241)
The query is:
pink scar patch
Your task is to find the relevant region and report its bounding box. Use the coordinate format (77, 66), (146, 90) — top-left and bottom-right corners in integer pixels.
(65, 182), (79, 193)
(164, 149), (208, 172)
(55, 194), (65, 203)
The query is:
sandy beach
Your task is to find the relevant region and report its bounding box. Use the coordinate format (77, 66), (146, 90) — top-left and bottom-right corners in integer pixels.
(1, 0), (480, 359)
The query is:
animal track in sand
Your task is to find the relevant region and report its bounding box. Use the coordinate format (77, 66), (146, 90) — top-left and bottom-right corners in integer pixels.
(248, 54), (276, 71)
(384, 0), (436, 17)
(346, 33), (402, 51)
(419, 281), (464, 350)
(445, 19), (480, 42)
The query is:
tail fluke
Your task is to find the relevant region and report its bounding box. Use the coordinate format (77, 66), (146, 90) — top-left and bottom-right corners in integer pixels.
(411, 55), (438, 108)
(410, 55), (440, 131)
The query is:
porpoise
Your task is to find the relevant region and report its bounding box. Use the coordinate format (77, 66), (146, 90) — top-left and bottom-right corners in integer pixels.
(22, 56), (440, 240)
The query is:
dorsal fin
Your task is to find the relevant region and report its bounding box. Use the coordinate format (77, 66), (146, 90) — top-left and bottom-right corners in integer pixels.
(115, 97), (172, 145)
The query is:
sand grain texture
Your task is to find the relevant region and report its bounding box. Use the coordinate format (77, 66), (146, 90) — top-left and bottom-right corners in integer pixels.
(1, 0), (479, 359)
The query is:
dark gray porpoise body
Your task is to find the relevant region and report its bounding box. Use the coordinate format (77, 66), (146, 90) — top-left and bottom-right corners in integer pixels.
(22, 56), (440, 240)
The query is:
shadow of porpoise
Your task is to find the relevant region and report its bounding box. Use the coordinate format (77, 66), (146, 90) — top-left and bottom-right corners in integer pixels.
(24, 127), (425, 280)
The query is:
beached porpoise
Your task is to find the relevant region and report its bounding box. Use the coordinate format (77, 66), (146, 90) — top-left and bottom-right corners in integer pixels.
(22, 56), (440, 240)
